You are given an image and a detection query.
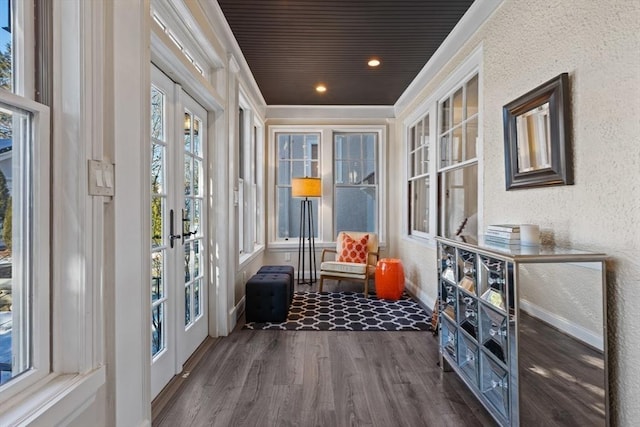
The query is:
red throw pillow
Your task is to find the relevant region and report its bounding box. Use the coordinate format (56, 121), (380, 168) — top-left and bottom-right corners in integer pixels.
(337, 233), (369, 264)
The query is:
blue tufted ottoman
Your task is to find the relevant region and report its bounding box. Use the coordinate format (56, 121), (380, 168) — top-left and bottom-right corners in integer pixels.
(256, 265), (295, 303)
(245, 273), (291, 323)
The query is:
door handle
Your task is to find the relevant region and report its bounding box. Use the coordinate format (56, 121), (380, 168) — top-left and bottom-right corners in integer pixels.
(181, 208), (198, 244)
(169, 209), (181, 248)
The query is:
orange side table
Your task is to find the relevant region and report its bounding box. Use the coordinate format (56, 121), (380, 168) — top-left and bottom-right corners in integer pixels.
(375, 258), (405, 300)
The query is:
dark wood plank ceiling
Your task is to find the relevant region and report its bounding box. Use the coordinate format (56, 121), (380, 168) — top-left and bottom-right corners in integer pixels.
(217, 0), (474, 106)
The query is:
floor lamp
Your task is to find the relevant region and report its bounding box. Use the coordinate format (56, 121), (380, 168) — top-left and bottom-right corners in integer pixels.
(291, 177), (321, 285)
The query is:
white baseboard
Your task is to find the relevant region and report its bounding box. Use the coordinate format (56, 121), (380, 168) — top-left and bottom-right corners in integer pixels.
(403, 277), (436, 313)
(519, 299), (603, 351)
(228, 296), (245, 332)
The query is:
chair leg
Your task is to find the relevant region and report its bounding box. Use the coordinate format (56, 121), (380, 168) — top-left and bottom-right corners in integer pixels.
(319, 276), (324, 293)
(363, 278), (368, 298)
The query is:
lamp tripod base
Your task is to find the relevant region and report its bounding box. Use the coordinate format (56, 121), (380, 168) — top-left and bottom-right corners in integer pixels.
(297, 198), (317, 287)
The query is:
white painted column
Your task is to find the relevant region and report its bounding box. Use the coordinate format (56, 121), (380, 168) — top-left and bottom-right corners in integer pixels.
(110, 0), (151, 425)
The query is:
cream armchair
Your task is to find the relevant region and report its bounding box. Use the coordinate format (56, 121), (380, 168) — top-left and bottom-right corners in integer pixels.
(318, 231), (379, 298)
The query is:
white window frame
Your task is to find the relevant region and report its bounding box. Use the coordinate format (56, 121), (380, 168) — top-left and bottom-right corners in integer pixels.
(333, 131), (379, 235)
(406, 111), (436, 240)
(273, 130), (321, 243)
(0, 89), (50, 402)
(0, 0), (51, 403)
(268, 125), (387, 248)
(403, 47), (483, 243)
(238, 91), (264, 265)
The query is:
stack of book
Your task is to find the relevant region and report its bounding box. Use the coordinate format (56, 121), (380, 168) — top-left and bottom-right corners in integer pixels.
(485, 224), (520, 246)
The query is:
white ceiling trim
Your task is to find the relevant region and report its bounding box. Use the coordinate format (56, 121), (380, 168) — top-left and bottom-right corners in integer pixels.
(196, 0), (267, 108)
(265, 105), (396, 120)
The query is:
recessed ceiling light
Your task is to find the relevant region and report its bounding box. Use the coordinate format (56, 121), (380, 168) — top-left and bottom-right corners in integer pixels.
(368, 58), (381, 67)
(315, 84), (327, 93)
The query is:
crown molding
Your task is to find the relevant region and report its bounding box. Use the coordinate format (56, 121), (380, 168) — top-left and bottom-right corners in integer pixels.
(266, 105), (395, 121)
(196, 0), (266, 107)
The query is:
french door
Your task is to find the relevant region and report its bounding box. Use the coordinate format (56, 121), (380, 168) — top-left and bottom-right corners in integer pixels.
(151, 66), (208, 398)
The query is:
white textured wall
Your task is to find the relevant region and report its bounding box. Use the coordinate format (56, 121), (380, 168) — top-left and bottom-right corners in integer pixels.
(392, 0), (640, 424)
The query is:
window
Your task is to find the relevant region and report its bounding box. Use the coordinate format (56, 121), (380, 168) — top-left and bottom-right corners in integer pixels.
(408, 113), (431, 237)
(275, 133), (319, 240)
(150, 84), (166, 357)
(405, 49), (481, 241)
(334, 132), (377, 233)
(238, 107), (245, 254)
(237, 99), (264, 259)
(252, 124), (262, 247)
(438, 73), (478, 237)
(0, 0), (50, 397)
(270, 126), (385, 245)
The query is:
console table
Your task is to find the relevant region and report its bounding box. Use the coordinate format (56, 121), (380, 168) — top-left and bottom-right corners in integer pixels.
(436, 236), (608, 426)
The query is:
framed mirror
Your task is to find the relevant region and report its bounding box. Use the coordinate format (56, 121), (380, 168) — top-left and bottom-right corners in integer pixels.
(503, 73), (573, 189)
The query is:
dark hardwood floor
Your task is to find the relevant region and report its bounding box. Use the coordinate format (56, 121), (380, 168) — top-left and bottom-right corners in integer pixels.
(153, 280), (497, 427)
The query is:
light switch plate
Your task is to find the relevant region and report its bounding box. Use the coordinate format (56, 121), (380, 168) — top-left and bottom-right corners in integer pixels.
(88, 159), (115, 196)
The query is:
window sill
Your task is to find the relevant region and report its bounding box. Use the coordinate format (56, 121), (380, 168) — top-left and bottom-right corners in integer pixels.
(268, 241), (334, 251)
(402, 234), (437, 249)
(239, 244), (266, 268)
(0, 366), (106, 426)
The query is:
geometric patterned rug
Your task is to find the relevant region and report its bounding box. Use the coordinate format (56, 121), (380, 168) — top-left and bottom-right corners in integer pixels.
(244, 291), (432, 331)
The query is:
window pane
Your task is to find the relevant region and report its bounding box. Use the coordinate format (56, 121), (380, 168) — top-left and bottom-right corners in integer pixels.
(335, 134), (347, 160)
(409, 127), (417, 177)
(453, 88), (463, 126)
(452, 126), (463, 163)
(151, 87), (164, 140)
(0, 105), (32, 385)
(412, 177), (429, 234)
(348, 134), (362, 159)
(277, 159), (290, 185)
(441, 98), (450, 133)
(194, 279), (201, 318)
(421, 146), (429, 175)
(151, 196), (164, 248)
(184, 155), (192, 195)
(184, 241), (193, 283)
(184, 285), (191, 326)
(410, 150), (417, 178)
(193, 239), (201, 277)
(277, 134), (290, 159)
(466, 75), (479, 118)
(151, 143), (165, 194)
(413, 121), (422, 153)
(151, 250), (164, 302)
(291, 159), (306, 179)
(420, 115), (430, 174)
(193, 158), (202, 196)
(335, 187), (376, 233)
(363, 161), (376, 184)
(466, 117), (478, 160)
(291, 135), (305, 158)
(335, 160), (349, 184)
(440, 133), (451, 168)
(192, 199), (202, 237)
(151, 304), (164, 356)
(193, 117), (202, 157)
(441, 164), (478, 238)
(184, 112), (192, 153)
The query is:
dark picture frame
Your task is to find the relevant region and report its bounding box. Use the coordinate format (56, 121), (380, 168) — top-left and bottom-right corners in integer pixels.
(503, 73), (573, 190)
